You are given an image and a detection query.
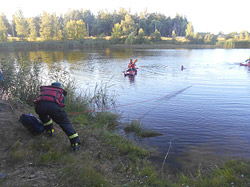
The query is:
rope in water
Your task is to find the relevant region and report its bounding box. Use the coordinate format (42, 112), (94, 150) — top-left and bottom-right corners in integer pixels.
(68, 85), (192, 116)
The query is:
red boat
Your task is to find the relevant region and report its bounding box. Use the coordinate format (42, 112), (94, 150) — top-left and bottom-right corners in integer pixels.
(124, 70), (137, 76)
(240, 63), (248, 66)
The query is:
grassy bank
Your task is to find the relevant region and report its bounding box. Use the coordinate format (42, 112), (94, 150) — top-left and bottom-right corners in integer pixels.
(0, 38), (217, 51)
(2, 37), (250, 50)
(1, 57), (250, 186)
(216, 39), (250, 49)
(2, 99), (250, 186)
(0, 39), (111, 51)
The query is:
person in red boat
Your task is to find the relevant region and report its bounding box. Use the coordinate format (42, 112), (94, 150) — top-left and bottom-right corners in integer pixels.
(127, 59), (137, 73)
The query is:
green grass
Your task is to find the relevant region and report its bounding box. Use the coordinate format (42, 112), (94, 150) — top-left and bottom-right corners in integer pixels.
(0, 40), (111, 51)
(165, 160), (250, 187)
(92, 111), (120, 129)
(60, 164), (110, 187)
(96, 128), (150, 160)
(216, 39), (250, 48)
(4, 102), (250, 187)
(124, 120), (162, 138)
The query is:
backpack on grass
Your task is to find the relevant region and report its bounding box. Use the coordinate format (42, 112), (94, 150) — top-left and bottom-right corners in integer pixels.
(19, 113), (45, 134)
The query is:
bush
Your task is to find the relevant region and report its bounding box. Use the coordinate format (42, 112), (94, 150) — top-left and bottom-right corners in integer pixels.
(125, 32), (136, 45)
(0, 57), (44, 105)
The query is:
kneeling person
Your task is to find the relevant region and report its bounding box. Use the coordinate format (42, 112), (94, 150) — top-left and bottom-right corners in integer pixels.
(34, 82), (81, 151)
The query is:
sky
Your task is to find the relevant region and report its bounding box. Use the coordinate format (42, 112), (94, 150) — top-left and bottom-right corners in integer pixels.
(0, 0), (249, 34)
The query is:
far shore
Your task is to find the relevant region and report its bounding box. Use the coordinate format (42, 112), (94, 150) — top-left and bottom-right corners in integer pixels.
(0, 40), (221, 51)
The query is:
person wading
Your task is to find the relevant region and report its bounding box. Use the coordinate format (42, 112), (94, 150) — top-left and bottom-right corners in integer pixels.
(34, 82), (81, 151)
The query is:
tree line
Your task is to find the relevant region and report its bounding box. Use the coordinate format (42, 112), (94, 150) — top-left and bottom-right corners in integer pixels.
(0, 8), (188, 43)
(0, 8), (250, 47)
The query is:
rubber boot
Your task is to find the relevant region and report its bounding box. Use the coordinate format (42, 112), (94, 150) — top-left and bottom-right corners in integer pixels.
(47, 128), (55, 137)
(71, 142), (80, 151)
(44, 123), (55, 137)
(70, 137), (81, 151)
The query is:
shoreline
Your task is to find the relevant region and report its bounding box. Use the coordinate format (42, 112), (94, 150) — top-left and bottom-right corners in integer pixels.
(0, 40), (223, 51)
(1, 98), (250, 186)
(1, 39), (250, 50)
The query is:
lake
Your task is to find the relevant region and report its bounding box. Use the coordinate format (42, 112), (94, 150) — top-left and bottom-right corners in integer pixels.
(2, 48), (250, 171)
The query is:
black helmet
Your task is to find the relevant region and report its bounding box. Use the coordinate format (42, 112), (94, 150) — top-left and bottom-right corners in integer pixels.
(51, 82), (62, 88)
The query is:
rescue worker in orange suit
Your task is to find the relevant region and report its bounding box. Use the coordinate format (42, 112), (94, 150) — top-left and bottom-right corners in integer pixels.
(127, 59), (137, 73)
(34, 82), (81, 151)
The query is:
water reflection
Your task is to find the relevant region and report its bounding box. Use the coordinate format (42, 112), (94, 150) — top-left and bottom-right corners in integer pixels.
(128, 75), (135, 84)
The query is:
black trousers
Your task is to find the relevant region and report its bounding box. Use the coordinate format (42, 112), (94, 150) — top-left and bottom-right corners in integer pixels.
(35, 101), (80, 144)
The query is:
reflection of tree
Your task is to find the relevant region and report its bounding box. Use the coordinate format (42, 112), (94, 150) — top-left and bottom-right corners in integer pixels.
(0, 49), (139, 80)
(111, 48), (133, 59)
(65, 51), (88, 63)
(105, 48), (111, 57)
(29, 51), (64, 64)
(29, 51), (65, 72)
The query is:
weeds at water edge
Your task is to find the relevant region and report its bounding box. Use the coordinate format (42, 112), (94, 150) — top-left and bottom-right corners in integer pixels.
(124, 120), (163, 138)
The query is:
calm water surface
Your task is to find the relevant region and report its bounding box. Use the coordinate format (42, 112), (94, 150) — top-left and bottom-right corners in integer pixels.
(2, 48), (250, 170)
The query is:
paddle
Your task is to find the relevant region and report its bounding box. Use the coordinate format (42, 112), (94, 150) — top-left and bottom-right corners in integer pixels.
(132, 59), (138, 65)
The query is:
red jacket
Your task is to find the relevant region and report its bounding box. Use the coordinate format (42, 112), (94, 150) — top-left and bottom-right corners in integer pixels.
(128, 63), (136, 69)
(34, 86), (66, 107)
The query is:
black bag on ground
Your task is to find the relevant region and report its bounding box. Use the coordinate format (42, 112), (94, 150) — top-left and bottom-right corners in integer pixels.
(19, 113), (45, 134)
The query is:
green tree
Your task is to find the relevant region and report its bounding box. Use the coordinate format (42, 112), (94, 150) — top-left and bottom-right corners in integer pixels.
(144, 13), (158, 35)
(239, 31), (249, 40)
(111, 23), (122, 43)
(193, 32), (204, 44)
(27, 18), (37, 41)
(30, 16), (41, 37)
(51, 13), (63, 40)
(65, 20), (87, 40)
(113, 8), (128, 25)
(121, 14), (136, 36)
(91, 10), (113, 36)
(10, 18), (17, 37)
(14, 9), (28, 39)
(64, 9), (83, 25)
(172, 14), (188, 36)
(0, 13), (12, 37)
(151, 19), (161, 32)
(138, 11), (148, 35)
(63, 9), (95, 37)
(82, 10), (95, 37)
(172, 30), (176, 38)
(40, 11), (53, 40)
(0, 15), (8, 42)
(150, 29), (161, 41)
(225, 32), (237, 40)
(204, 33), (217, 44)
(138, 28), (146, 44)
(125, 32), (136, 44)
(185, 22), (194, 39)
(245, 32), (249, 40)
